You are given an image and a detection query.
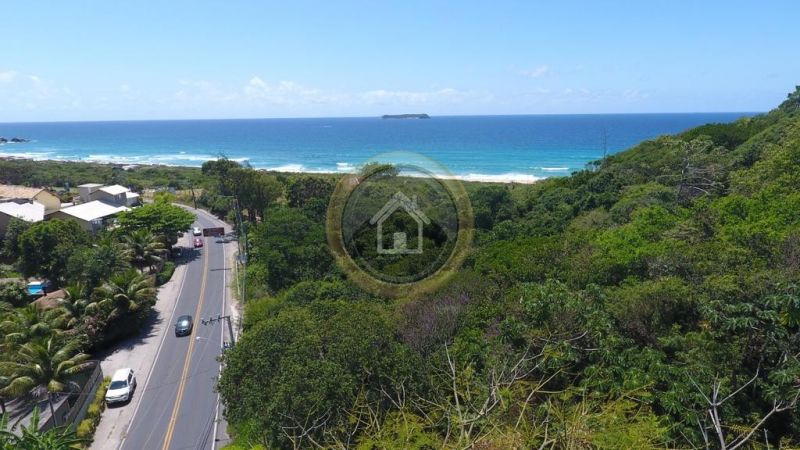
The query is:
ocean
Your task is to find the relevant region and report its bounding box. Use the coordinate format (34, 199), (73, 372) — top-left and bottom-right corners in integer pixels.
(0, 113), (754, 183)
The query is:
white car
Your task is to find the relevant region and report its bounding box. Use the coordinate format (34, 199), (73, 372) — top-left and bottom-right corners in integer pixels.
(192, 226), (202, 236)
(106, 368), (136, 404)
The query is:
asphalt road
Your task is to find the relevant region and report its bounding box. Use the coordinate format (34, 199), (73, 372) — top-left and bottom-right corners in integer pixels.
(120, 211), (230, 450)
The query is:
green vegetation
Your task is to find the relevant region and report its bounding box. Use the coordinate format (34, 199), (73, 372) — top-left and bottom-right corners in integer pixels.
(216, 88), (800, 448)
(0, 201), (194, 444)
(0, 159), (205, 192)
(117, 198), (195, 246)
(0, 407), (87, 449)
(156, 261), (176, 286)
(75, 376), (110, 448)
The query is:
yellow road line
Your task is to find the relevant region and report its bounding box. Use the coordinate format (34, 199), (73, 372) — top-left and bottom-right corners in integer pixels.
(162, 240), (210, 450)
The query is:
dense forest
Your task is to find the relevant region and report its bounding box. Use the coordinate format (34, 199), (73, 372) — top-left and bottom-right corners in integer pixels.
(212, 88), (800, 449)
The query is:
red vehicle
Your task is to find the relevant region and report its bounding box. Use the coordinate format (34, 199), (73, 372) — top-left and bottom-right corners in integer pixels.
(193, 237), (203, 248)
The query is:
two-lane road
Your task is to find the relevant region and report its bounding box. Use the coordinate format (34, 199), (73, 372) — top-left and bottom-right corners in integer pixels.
(121, 210), (230, 450)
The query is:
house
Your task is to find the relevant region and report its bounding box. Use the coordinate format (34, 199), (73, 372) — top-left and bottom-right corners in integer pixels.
(0, 185), (60, 215)
(77, 183), (103, 203)
(49, 200), (130, 233)
(77, 183), (140, 207)
(124, 190), (140, 206)
(0, 201), (46, 235)
(369, 191), (430, 254)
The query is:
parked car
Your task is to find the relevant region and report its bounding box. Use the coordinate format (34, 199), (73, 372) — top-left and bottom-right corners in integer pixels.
(192, 226), (202, 236)
(106, 368), (136, 404)
(175, 314), (193, 336)
(193, 237), (203, 248)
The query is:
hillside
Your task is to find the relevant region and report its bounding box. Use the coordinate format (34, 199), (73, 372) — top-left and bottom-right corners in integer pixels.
(212, 87), (800, 449)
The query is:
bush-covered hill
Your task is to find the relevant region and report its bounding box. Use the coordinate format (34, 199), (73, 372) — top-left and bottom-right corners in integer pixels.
(215, 88), (800, 449)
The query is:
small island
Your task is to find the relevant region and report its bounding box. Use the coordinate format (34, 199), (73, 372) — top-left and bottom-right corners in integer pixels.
(382, 114), (430, 119)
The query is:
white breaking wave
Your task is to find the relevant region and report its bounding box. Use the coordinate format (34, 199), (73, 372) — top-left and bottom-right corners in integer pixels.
(447, 173), (544, 184)
(266, 163), (307, 173)
(336, 162), (355, 172)
(0, 150), (57, 160)
(0, 149), (545, 184)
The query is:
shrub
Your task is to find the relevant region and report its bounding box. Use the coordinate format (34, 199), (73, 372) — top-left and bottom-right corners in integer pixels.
(77, 377), (110, 448)
(156, 261), (176, 285)
(76, 418), (95, 439)
(0, 281), (27, 307)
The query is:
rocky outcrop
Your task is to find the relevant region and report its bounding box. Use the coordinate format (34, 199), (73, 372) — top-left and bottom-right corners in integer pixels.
(0, 137), (29, 143)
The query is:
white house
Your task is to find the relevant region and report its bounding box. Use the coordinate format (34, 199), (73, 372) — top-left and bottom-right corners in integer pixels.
(77, 183), (140, 207)
(49, 200), (130, 233)
(0, 201), (46, 235)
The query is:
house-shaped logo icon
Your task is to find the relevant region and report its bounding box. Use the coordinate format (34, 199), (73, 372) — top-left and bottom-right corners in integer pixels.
(369, 191), (431, 254)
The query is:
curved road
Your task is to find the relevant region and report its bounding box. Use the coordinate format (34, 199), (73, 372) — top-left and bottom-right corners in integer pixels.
(120, 208), (232, 450)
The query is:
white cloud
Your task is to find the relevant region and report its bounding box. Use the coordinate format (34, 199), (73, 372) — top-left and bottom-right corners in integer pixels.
(242, 77), (344, 105)
(0, 70), (17, 83)
(521, 65), (550, 78)
(361, 87), (473, 105)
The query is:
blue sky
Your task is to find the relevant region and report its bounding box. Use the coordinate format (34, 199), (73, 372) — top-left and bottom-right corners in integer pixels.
(1, 1), (798, 121)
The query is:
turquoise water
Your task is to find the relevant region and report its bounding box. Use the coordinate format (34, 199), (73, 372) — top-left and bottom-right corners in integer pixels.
(0, 113), (753, 182)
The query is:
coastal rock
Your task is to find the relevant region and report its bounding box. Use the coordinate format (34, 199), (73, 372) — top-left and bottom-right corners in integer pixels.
(9, 137), (29, 143)
(0, 137), (6, 143)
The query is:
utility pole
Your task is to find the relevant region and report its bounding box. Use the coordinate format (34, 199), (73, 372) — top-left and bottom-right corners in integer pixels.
(217, 194), (247, 304)
(201, 314), (236, 347)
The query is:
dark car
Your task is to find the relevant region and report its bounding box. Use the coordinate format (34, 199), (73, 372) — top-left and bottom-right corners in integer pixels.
(175, 315), (193, 337)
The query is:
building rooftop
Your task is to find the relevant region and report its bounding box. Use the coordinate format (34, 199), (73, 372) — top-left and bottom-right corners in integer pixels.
(0, 185), (46, 200)
(99, 184), (130, 195)
(77, 183), (103, 188)
(58, 200), (129, 222)
(0, 201), (45, 222)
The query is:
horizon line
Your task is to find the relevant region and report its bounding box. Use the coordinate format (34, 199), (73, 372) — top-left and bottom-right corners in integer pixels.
(0, 110), (762, 126)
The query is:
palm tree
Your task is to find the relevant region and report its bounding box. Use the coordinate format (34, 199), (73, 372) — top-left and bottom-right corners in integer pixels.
(122, 229), (166, 273)
(0, 304), (62, 348)
(92, 270), (156, 322)
(0, 337), (94, 427)
(76, 233), (131, 287)
(49, 283), (90, 330)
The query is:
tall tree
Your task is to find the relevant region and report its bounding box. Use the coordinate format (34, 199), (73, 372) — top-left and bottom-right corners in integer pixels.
(0, 304), (62, 348)
(117, 202), (195, 246)
(49, 283), (91, 330)
(0, 337), (94, 426)
(121, 229), (165, 273)
(1, 217), (31, 261)
(66, 233), (130, 288)
(91, 270), (156, 323)
(17, 220), (91, 283)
